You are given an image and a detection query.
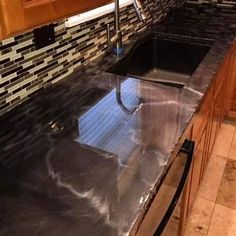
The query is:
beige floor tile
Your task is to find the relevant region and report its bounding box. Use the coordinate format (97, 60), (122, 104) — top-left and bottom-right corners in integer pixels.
(184, 197), (214, 236)
(207, 204), (236, 236)
(212, 123), (235, 157)
(216, 159), (236, 210)
(229, 133), (236, 161)
(198, 154), (226, 202)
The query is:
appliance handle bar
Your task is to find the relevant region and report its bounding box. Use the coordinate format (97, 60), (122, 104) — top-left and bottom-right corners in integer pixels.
(154, 139), (195, 236)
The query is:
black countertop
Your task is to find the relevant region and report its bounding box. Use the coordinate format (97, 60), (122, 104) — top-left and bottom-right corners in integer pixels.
(0, 5), (236, 236)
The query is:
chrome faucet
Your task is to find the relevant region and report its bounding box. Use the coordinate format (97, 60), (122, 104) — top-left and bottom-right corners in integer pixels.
(107, 0), (123, 55)
(133, 0), (147, 22)
(107, 0), (147, 55)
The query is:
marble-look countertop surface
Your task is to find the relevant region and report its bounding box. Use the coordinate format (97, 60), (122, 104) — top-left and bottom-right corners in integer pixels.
(0, 5), (236, 236)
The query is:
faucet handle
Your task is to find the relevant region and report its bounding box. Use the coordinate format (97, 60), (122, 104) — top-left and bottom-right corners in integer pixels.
(106, 23), (122, 45)
(133, 0), (147, 22)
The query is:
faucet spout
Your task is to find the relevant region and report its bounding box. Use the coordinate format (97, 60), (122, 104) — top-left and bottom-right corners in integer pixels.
(114, 0), (123, 54)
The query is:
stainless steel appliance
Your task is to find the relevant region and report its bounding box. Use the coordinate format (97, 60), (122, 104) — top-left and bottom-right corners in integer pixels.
(138, 139), (194, 236)
(154, 140), (194, 235)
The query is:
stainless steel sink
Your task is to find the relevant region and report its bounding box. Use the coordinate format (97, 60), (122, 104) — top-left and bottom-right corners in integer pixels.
(107, 33), (214, 88)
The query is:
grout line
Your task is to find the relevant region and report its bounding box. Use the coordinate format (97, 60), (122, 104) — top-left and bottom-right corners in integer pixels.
(184, 196), (214, 236)
(197, 193), (216, 204)
(224, 117), (236, 126)
(206, 201), (216, 236)
(215, 201), (236, 211)
(227, 128), (236, 159)
(207, 203), (236, 236)
(214, 161), (226, 206)
(219, 121), (236, 158)
(197, 154), (227, 203)
(214, 202), (236, 212)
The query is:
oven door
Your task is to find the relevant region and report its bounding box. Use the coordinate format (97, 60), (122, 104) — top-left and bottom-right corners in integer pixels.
(154, 140), (194, 236)
(137, 139), (194, 236)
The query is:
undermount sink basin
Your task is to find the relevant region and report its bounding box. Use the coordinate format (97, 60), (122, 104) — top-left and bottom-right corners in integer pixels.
(107, 33), (214, 88)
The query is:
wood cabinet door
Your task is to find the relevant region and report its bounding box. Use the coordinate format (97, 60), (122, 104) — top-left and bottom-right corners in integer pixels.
(230, 49), (236, 112)
(188, 123), (208, 211)
(201, 113), (211, 176)
(211, 78), (226, 147)
(0, 0), (112, 39)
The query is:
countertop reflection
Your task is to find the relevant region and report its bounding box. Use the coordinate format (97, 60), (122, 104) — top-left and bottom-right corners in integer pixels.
(0, 75), (193, 236)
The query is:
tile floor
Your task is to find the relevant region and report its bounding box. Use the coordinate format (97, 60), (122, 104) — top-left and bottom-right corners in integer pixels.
(185, 120), (236, 236)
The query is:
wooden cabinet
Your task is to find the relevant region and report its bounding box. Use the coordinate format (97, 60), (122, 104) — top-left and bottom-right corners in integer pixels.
(227, 42), (236, 116)
(0, 0), (3, 38)
(22, 0), (52, 8)
(232, 46), (236, 111)
(208, 62), (227, 154)
(188, 119), (209, 211)
(186, 50), (230, 216)
(0, 0), (112, 39)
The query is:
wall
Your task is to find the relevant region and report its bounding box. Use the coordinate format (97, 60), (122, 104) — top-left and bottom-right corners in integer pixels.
(187, 0), (236, 7)
(0, 0), (185, 116)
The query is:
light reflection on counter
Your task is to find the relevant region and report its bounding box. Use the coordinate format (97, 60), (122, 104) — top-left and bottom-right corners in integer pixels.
(77, 79), (141, 165)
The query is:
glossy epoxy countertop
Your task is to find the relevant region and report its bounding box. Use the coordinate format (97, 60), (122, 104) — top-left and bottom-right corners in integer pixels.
(0, 5), (236, 236)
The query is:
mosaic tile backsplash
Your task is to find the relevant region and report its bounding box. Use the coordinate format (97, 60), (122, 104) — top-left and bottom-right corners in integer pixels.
(187, 0), (236, 7)
(0, 0), (185, 116)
